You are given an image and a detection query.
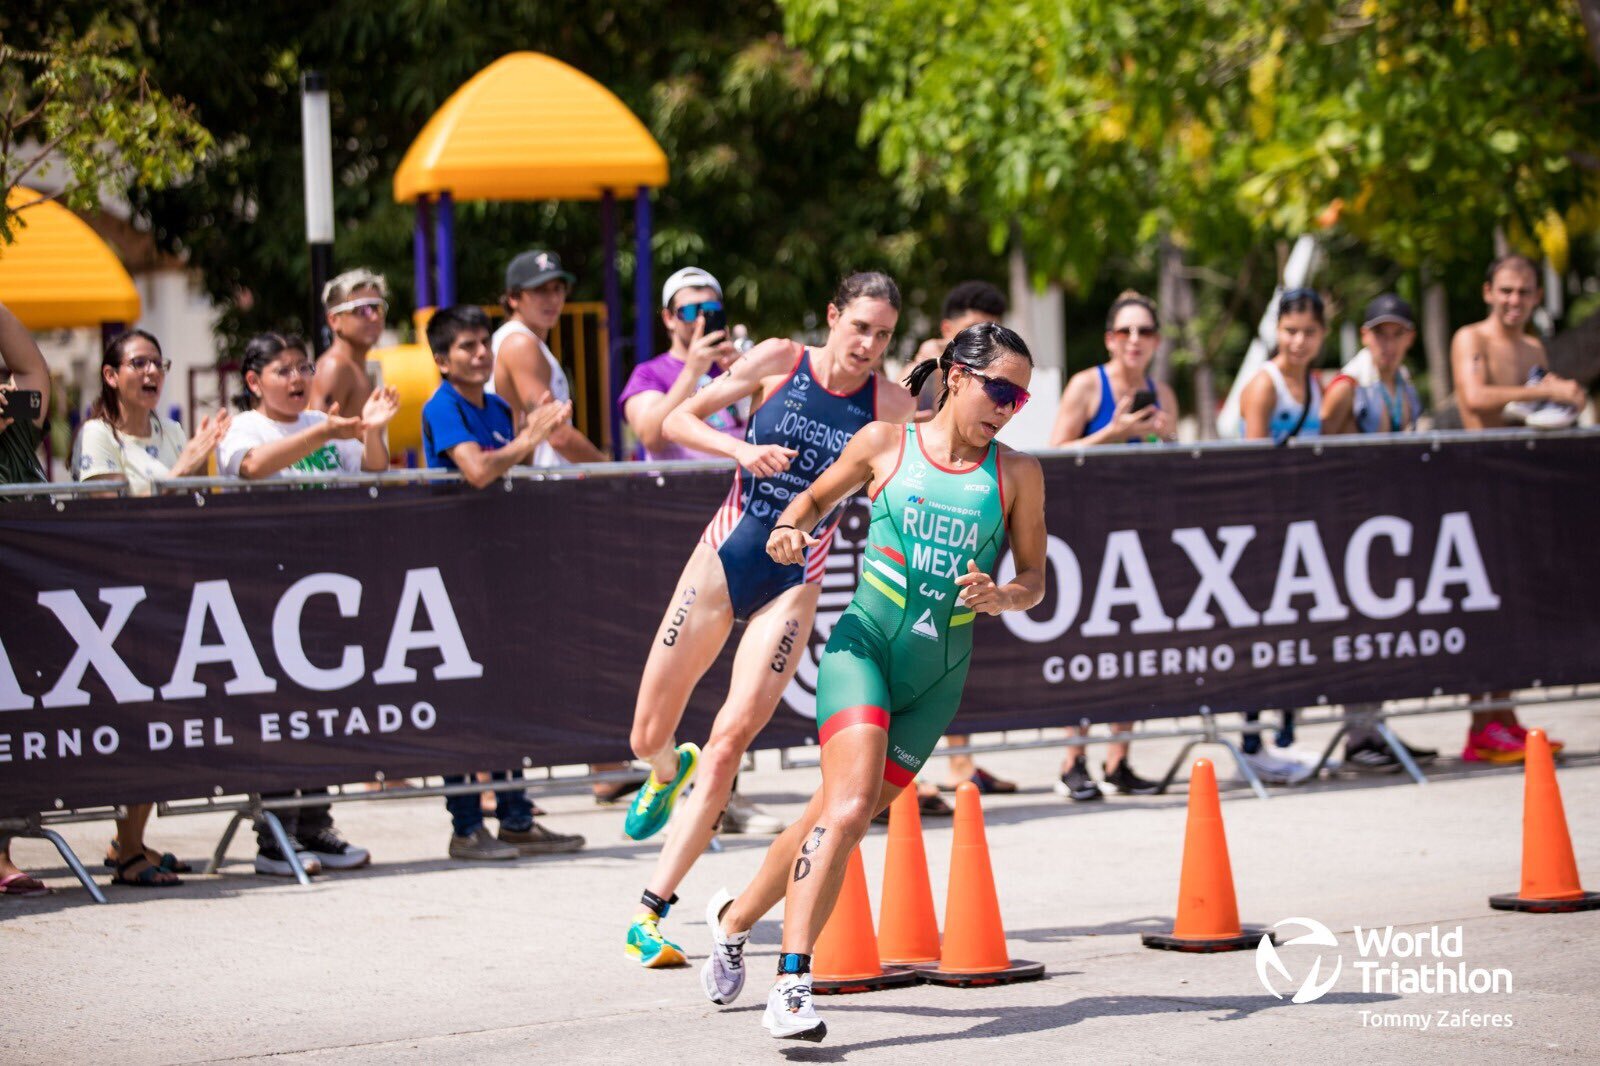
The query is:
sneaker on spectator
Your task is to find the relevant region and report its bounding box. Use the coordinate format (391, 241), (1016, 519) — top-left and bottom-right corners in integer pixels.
(296, 828), (371, 870)
(1276, 746), (1337, 775)
(1240, 749), (1314, 786)
(449, 826), (518, 861)
(1103, 761), (1160, 795)
(1054, 756), (1103, 801)
(1462, 722), (1527, 764)
(1525, 402), (1578, 429)
(1343, 741), (1403, 775)
(498, 821), (585, 855)
(1505, 720), (1565, 754)
(254, 845), (323, 877)
(723, 793), (784, 834)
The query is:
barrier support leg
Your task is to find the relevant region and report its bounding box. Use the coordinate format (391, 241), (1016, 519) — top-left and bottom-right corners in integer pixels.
(1157, 739), (1201, 795)
(204, 810), (247, 875)
(1308, 722), (1350, 778)
(256, 807), (312, 886)
(1216, 737), (1271, 801)
(33, 826), (107, 904)
(1374, 720), (1427, 786)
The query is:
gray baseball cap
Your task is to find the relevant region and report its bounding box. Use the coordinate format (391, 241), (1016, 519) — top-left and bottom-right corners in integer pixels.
(1363, 293), (1415, 330)
(506, 250), (575, 292)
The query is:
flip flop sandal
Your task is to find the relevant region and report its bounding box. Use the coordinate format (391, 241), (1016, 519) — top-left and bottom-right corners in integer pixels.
(917, 793), (955, 817)
(0, 872), (50, 897)
(111, 855), (183, 888)
(103, 842), (192, 874)
(969, 768), (1018, 795)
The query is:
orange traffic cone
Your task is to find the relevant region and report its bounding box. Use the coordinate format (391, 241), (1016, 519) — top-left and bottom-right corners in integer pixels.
(923, 782), (1045, 986)
(877, 786), (942, 968)
(812, 846), (920, 994)
(1490, 729), (1600, 913)
(1142, 759), (1271, 952)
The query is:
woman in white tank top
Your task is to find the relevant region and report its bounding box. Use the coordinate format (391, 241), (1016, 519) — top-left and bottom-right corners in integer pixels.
(489, 249), (607, 467)
(1241, 288), (1326, 444)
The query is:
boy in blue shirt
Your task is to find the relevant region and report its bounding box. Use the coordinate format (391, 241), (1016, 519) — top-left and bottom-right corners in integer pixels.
(422, 305), (568, 487)
(420, 305), (582, 860)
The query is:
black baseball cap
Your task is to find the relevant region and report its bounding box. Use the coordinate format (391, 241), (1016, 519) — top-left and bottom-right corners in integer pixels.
(1363, 293), (1415, 330)
(505, 250), (575, 292)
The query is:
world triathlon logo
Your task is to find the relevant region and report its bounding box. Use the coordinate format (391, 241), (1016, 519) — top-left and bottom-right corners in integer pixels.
(1256, 917), (1343, 1003)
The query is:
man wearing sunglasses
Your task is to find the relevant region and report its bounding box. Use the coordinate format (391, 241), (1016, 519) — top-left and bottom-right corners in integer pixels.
(312, 268), (388, 420)
(620, 267), (748, 463)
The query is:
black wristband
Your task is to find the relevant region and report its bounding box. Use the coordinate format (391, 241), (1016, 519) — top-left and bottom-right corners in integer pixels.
(772, 523), (797, 533)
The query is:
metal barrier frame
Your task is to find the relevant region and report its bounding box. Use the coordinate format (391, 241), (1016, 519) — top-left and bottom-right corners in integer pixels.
(3, 428), (1596, 899)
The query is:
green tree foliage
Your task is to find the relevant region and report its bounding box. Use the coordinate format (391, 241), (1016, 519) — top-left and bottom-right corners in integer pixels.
(5, 1), (1001, 357)
(0, 15), (211, 244)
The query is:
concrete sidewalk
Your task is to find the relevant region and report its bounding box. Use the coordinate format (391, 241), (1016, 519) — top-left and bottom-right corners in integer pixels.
(5, 703), (1598, 1064)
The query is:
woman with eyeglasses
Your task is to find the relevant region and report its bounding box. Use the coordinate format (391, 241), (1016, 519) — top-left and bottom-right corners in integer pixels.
(218, 332), (398, 480)
(1047, 291), (1175, 803)
(70, 329), (234, 887)
(620, 272), (918, 971)
(73, 330), (231, 495)
(700, 323), (1047, 1042)
(1234, 287), (1329, 785)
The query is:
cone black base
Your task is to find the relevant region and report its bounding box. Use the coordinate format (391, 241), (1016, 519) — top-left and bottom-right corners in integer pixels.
(1142, 927), (1273, 953)
(812, 966), (921, 995)
(921, 959), (1045, 987)
(1489, 891), (1600, 913)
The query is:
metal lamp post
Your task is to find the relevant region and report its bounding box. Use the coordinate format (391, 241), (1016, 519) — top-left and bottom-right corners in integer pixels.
(300, 71), (335, 354)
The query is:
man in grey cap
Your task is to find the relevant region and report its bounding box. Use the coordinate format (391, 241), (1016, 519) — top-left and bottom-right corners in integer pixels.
(490, 249), (605, 466)
(1320, 291), (1438, 773)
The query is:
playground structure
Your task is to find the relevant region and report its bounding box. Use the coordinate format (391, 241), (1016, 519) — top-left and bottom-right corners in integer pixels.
(379, 51), (670, 459)
(0, 187), (141, 336)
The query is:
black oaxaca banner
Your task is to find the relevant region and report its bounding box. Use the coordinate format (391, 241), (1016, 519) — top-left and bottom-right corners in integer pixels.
(0, 433), (1596, 813)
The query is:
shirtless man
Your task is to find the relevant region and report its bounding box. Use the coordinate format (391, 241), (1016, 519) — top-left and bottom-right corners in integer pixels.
(1451, 255), (1584, 431)
(311, 269), (387, 417)
(1449, 255), (1578, 762)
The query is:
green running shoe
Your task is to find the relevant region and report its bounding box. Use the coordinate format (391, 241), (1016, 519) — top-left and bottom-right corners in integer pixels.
(625, 910), (688, 968)
(623, 742), (700, 841)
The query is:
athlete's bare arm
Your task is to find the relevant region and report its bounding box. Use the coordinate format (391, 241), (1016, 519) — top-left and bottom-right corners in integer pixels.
(1240, 370), (1277, 440)
(955, 447), (1046, 614)
(765, 421), (901, 564)
(664, 338), (801, 473)
(1320, 377), (1358, 435)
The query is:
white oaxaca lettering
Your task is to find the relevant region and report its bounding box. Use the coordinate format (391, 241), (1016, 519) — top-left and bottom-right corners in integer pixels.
(161, 580), (279, 700)
(1171, 525), (1260, 630)
(1417, 512), (1502, 614)
(997, 536), (1082, 642)
(273, 573), (366, 691)
(1345, 516), (1415, 620)
(1262, 520), (1352, 625)
(372, 567), (485, 684)
(38, 587), (154, 707)
(1081, 530), (1174, 636)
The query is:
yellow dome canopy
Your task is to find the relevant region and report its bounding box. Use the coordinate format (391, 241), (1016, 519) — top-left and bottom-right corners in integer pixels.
(0, 187), (141, 329)
(394, 52), (669, 204)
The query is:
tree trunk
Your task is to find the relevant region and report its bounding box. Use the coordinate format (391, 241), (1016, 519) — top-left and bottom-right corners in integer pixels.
(1420, 269), (1452, 410)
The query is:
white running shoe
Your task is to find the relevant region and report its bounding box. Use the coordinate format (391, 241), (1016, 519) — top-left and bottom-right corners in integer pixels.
(764, 973), (826, 1041)
(1525, 402), (1578, 429)
(701, 888), (749, 1005)
(723, 794), (785, 834)
(1275, 746), (1337, 776)
(1240, 749), (1313, 786)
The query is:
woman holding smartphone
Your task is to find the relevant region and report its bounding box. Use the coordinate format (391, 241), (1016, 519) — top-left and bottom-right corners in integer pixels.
(1046, 290), (1176, 801)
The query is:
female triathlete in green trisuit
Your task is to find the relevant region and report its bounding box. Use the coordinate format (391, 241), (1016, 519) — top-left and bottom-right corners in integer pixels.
(698, 322), (1049, 1041)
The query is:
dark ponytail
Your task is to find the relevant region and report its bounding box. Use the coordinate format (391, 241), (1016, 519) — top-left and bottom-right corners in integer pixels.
(904, 322), (1032, 409)
(830, 271), (901, 312)
(91, 329), (163, 432)
(235, 332), (308, 411)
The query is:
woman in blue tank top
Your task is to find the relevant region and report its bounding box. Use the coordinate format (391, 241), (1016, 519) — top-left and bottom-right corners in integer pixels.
(1049, 290), (1177, 446)
(618, 273), (919, 969)
(1047, 291), (1177, 802)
